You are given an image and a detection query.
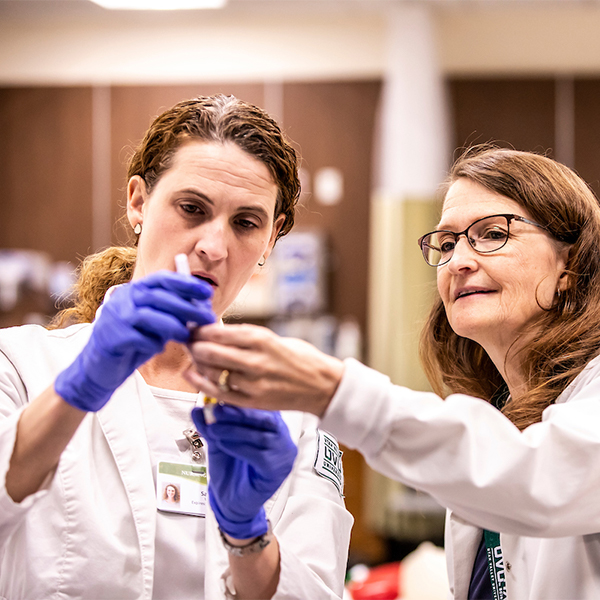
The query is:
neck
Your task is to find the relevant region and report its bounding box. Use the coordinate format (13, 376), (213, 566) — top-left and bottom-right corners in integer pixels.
(138, 341), (198, 393)
(501, 360), (528, 401)
(483, 337), (529, 401)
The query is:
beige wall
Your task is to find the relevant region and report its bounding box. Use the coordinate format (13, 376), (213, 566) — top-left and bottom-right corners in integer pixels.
(439, 4), (600, 75)
(3, 3), (600, 85)
(0, 6), (385, 84)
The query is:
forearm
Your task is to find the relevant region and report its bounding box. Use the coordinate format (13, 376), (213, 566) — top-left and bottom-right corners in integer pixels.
(225, 533), (281, 599)
(6, 385), (86, 503)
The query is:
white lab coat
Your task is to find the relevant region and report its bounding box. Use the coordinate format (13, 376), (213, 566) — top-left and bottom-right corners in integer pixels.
(321, 357), (600, 600)
(0, 323), (353, 600)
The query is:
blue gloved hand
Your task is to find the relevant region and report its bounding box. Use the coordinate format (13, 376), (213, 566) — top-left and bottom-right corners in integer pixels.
(55, 270), (215, 412)
(191, 404), (298, 539)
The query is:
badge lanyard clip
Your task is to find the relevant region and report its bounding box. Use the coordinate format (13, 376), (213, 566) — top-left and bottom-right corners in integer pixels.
(183, 428), (204, 462)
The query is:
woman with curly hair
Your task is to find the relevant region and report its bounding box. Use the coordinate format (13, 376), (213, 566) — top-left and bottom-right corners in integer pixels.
(0, 95), (352, 600)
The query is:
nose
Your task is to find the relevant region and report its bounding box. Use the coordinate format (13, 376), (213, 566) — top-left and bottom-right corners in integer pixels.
(193, 218), (229, 263)
(445, 235), (478, 273)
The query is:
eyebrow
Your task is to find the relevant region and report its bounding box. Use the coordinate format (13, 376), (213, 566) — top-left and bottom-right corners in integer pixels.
(434, 215), (456, 231)
(434, 221), (454, 231)
(435, 216), (479, 231)
(180, 188), (212, 204)
(179, 188), (271, 220)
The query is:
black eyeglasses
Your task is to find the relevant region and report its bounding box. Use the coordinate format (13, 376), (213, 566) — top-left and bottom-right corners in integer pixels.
(417, 213), (548, 267)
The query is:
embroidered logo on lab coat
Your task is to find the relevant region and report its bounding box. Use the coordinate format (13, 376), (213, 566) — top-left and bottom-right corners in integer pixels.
(313, 429), (344, 497)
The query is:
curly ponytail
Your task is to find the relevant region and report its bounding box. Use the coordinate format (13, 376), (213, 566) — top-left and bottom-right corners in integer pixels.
(49, 247), (136, 329)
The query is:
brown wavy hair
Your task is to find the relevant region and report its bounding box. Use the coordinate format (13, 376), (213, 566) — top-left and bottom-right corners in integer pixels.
(127, 94), (299, 240)
(50, 95), (300, 329)
(419, 146), (600, 430)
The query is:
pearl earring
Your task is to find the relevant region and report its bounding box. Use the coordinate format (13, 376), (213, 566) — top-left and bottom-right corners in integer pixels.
(258, 256), (266, 267)
(133, 223), (142, 235)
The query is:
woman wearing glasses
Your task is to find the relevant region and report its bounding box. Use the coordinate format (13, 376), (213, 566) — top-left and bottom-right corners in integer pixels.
(186, 146), (600, 599)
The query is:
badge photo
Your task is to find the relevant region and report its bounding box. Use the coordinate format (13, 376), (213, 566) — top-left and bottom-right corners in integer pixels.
(157, 461), (208, 517)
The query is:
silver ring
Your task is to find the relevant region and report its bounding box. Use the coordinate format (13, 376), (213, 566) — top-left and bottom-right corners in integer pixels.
(218, 369), (231, 393)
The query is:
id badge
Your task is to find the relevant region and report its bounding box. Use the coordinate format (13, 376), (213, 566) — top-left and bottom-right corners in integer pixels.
(157, 461), (208, 517)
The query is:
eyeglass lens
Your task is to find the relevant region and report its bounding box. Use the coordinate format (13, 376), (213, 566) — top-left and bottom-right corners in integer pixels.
(421, 215), (511, 266)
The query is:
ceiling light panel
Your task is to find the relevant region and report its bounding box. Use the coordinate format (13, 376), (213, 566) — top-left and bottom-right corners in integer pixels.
(89, 0), (227, 10)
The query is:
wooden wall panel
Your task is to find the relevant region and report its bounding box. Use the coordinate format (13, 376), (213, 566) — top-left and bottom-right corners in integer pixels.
(0, 87), (93, 261)
(449, 78), (556, 156)
(283, 80), (382, 336)
(574, 79), (600, 197)
(109, 84), (265, 242)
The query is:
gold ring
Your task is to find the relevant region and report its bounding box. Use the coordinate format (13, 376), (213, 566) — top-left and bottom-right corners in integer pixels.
(218, 369), (231, 393)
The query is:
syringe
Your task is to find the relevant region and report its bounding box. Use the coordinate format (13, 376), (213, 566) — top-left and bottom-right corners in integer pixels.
(175, 253), (217, 425)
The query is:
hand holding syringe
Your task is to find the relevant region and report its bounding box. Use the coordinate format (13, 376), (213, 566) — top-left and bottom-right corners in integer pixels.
(175, 253), (218, 424)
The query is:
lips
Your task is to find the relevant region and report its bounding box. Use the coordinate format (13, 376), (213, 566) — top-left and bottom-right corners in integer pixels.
(454, 288), (495, 300)
(193, 273), (218, 287)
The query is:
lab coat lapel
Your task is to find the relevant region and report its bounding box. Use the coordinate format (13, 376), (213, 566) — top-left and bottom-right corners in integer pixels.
(97, 372), (156, 600)
(446, 510), (482, 599)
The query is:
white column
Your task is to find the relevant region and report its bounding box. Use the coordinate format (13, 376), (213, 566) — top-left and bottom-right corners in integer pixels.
(366, 4), (450, 538)
(375, 4), (449, 199)
(369, 3), (449, 386)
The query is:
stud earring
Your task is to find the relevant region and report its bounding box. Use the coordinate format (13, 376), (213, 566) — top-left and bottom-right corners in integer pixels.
(133, 223), (142, 235)
(258, 256), (266, 267)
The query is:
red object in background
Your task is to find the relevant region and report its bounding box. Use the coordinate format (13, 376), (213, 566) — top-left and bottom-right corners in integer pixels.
(346, 562), (401, 600)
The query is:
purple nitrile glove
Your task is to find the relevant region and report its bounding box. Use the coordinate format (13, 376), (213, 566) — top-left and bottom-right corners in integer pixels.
(192, 404), (297, 539)
(55, 270), (215, 412)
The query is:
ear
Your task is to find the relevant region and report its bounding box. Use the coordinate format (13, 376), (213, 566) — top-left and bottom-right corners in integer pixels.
(263, 214), (286, 261)
(126, 176), (147, 229)
(556, 244), (573, 294)
(557, 270), (573, 295)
